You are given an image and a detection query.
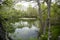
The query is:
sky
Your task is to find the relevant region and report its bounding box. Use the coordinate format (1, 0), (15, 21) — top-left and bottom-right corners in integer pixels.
(14, 1), (38, 11)
(14, 0), (56, 11)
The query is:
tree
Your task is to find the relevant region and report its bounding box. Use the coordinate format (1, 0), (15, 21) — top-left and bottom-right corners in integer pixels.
(0, 0), (13, 40)
(37, 0), (44, 40)
(47, 0), (51, 40)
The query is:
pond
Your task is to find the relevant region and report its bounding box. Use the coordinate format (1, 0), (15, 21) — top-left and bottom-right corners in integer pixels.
(9, 21), (40, 40)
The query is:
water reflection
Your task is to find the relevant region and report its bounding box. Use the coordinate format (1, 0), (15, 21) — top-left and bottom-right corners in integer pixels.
(10, 21), (39, 40)
(10, 21), (29, 28)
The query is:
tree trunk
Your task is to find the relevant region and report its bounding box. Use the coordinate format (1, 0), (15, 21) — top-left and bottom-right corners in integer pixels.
(43, 19), (47, 35)
(47, 0), (51, 40)
(37, 0), (43, 40)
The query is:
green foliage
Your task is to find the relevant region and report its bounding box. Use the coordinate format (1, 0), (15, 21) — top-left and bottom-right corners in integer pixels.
(2, 0), (13, 7)
(51, 25), (60, 40)
(29, 38), (38, 40)
(27, 6), (38, 16)
(0, 1), (60, 40)
(41, 35), (47, 40)
(50, 3), (60, 25)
